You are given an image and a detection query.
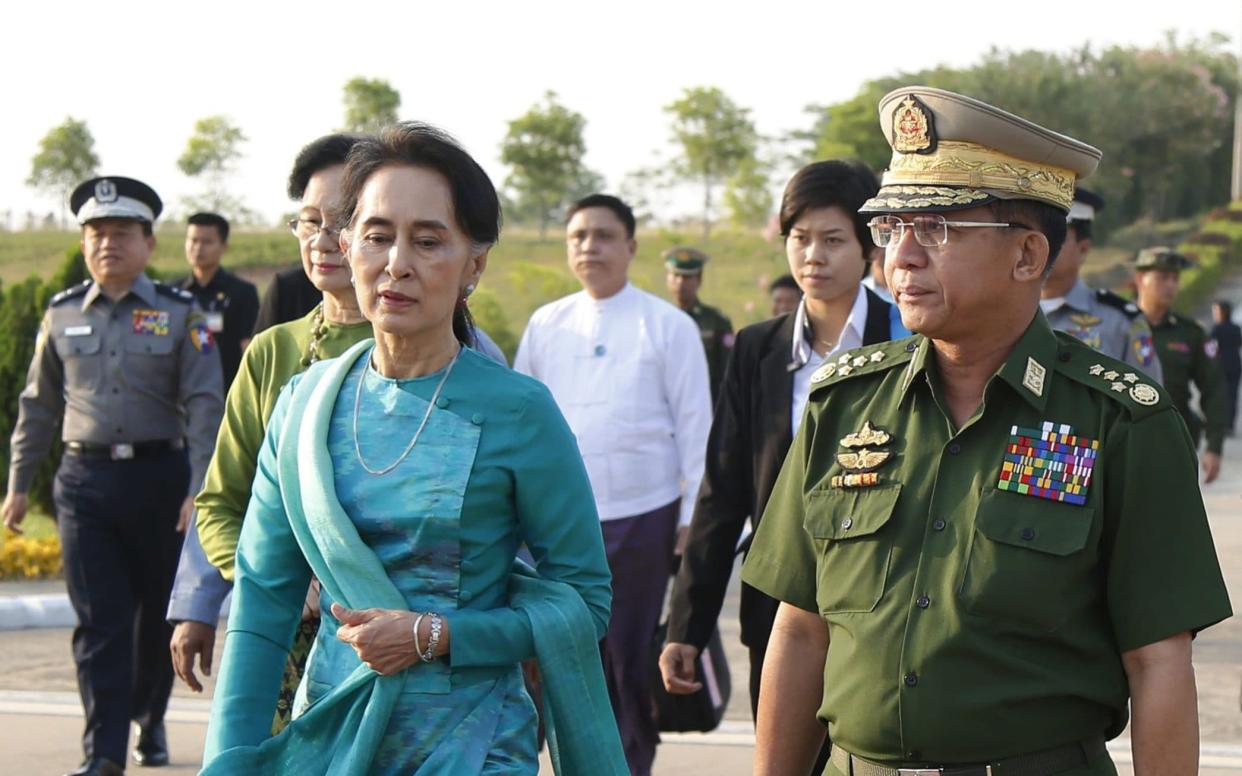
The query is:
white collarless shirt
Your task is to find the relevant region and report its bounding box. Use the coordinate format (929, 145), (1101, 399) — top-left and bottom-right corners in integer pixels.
(789, 285), (869, 434)
(514, 283), (711, 526)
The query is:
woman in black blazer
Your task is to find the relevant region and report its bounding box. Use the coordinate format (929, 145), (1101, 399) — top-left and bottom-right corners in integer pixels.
(660, 160), (907, 766)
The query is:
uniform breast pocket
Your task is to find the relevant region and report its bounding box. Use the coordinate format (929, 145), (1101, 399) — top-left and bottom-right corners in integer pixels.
(803, 483), (902, 614)
(54, 333), (103, 389)
(124, 334), (176, 394)
(959, 488), (1095, 631)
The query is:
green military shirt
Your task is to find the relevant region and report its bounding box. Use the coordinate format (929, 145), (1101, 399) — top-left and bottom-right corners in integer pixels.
(742, 312), (1230, 768)
(687, 301), (734, 406)
(1148, 311), (1228, 454)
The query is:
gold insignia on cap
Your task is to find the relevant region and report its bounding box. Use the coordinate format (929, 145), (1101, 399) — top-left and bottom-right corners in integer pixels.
(1022, 357), (1046, 397)
(1110, 382), (1126, 392)
(1088, 364), (1104, 376)
(1123, 373), (1139, 384)
(870, 351), (886, 363)
(842, 421), (892, 448)
(1102, 370), (1119, 381)
(892, 95), (935, 154)
(1129, 383), (1159, 406)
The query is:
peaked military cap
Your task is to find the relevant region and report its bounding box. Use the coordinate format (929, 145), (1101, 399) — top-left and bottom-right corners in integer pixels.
(663, 247), (709, 275)
(859, 86), (1102, 214)
(1067, 187), (1105, 223)
(1134, 246), (1193, 272)
(70, 176), (163, 225)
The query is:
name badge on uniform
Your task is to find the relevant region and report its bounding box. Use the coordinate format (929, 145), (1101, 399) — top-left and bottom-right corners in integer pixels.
(998, 421), (1098, 505)
(64, 325), (93, 337)
(132, 309), (170, 336)
(204, 311), (225, 333)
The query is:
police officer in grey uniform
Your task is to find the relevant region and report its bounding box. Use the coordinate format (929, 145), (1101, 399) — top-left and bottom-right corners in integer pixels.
(1040, 187), (1163, 383)
(1, 176), (224, 776)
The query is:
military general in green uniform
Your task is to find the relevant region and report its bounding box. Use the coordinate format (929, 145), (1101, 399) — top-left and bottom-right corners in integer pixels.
(665, 247), (733, 404)
(1135, 246), (1227, 483)
(742, 87), (1231, 776)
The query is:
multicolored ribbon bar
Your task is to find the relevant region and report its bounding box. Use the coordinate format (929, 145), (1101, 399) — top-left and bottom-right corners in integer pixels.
(997, 421), (1098, 505)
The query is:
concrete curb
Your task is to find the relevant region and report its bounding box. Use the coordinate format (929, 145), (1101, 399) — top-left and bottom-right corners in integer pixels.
(0, 593), (75, 630)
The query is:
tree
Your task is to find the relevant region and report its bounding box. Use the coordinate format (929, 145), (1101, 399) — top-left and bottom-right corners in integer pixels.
(501, 92), (599, 240)
(177, 115), (248, 214)
(26, 118), (99, 228)
(723, 157), (772, 229)
(664, 87), (760, 239)
(342, 77), (401, 132)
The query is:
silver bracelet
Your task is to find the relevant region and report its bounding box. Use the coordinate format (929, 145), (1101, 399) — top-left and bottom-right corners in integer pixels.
(420, 612), (442, 663)
(412, 613), (426, 657)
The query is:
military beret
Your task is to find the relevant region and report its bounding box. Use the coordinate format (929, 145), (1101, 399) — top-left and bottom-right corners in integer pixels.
(860, 86), (1102, 214)
(70, 176), (163, 225)
(1067, 187), (1105, 223)
(1135, 246), (1193, 272)
(663, 247), (709, 275)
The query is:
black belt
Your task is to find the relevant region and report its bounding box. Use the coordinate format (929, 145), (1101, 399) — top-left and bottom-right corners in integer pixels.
(65, 439), (185, 460)
(829, 738), (1107, 776)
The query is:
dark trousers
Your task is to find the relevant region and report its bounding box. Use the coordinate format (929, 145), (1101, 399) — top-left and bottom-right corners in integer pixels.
(1226, 372), (1241, 431)
(600, 500), (680, 776)
(748, 643), (832, 775)
(54, 450), (189, 764)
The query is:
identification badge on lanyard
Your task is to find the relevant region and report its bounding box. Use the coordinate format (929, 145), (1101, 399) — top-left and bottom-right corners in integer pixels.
(205, 311), (225, 332)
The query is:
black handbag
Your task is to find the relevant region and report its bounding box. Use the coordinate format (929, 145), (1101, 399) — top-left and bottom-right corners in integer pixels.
(650, 620), (732, 732)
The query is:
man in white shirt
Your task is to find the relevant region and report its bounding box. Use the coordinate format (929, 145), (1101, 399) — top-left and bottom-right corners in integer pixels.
(515, 194), (711, 776)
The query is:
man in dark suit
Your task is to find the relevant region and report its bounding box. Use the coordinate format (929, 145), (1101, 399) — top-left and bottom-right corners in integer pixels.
(251, 263), (319, 336)
(660, 160), (907, 773)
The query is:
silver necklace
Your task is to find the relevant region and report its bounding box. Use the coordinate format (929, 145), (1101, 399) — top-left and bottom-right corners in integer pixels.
(353, 346), (460, 476)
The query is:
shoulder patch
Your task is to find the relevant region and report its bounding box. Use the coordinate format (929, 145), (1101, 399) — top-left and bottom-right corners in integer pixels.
(154, 281), (194, 303)
(49, 281), (90, 307)
(1053, 331), (1167, 419)
(1094, 289), (1141, 319)
(809, 336), (918, 394)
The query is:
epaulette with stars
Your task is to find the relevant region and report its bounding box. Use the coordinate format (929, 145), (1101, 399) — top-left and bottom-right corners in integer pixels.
(1052, 331), (1168, 419)
(49, 280), (91, 307)
(809, 335), (920, 394)
(154, 280), (194, 303)
(1093, 288), (1141, 319)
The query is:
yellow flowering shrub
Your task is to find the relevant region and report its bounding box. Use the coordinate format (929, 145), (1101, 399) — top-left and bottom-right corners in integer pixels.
(0, 533), (63, 579)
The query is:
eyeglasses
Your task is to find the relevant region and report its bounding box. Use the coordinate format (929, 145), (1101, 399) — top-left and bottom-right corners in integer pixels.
(867, 215), (1029, 248)
(288, 217), (341, 242)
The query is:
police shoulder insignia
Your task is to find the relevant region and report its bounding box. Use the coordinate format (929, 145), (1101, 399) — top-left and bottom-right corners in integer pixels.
(50, 281), (91, 306)
(189, 321), (215, 354)
(154, 282), (194, 303)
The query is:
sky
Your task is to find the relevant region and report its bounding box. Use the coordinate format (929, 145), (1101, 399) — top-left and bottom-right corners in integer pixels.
(2, 0), (1239, 228)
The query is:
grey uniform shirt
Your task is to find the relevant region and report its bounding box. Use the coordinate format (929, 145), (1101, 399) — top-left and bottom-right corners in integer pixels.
(1042, 280), (1163, 384)
(8, 274), (225, 494)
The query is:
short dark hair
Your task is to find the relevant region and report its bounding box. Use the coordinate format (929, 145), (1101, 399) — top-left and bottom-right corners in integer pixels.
(1215, 300), (1233, 317)
(567, 194), (636, 239)
(337, 122), (502, 348)
(187, 212), (230, 242)
(988, 199), (1068, 275)
(769, 274), (800, 293)
(779, 160), (880, 252)
(1067, 219), (1093, 242)
(287, 133), (365, 200)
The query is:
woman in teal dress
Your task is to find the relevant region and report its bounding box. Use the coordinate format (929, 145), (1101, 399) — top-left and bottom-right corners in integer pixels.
(202, 123), (625, 775)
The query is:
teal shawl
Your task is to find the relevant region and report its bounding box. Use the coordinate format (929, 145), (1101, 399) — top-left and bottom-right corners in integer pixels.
(202, 340), (626, 775)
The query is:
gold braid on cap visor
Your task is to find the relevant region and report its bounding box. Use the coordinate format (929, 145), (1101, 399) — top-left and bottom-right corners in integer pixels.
(876, 141), (1076, 210)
